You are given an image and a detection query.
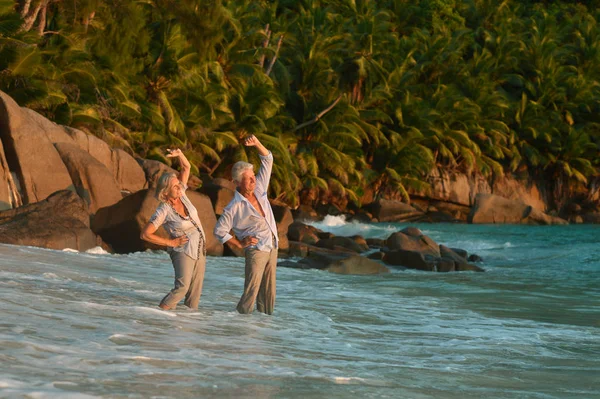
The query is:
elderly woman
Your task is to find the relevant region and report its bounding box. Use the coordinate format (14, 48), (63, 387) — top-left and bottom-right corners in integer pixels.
(140, 149), (206, 310)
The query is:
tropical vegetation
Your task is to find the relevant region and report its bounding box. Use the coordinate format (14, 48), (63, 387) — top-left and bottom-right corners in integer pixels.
(1, 0), (599, 211)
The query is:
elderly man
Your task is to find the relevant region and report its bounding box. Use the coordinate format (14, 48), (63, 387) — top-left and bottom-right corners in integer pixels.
(214, 135), (279, 315)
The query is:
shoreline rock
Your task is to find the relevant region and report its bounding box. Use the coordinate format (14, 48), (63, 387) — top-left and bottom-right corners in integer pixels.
(0, 190), (101, 251)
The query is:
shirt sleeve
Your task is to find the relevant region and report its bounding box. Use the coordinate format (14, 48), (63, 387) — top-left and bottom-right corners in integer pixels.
(255, 151), (273, 193)
(149, 205), (168, 228)
(214, 204), (235, 244)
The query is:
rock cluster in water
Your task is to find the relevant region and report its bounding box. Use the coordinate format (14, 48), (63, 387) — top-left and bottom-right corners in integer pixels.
(279, 223), (484, 274)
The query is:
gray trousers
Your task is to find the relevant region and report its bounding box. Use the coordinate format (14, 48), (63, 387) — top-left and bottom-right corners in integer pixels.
(237, 248), (278, 315)
(160, 251), (206, 310)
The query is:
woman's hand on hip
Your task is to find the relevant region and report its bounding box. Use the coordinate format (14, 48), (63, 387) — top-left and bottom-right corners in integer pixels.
(170, 235), (189, 247)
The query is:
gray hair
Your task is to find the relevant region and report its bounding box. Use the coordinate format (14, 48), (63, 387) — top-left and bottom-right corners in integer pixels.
(231, 161), (254, 183)
(155, 172), (178, 202)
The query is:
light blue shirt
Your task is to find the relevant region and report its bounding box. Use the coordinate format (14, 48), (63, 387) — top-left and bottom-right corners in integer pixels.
(149, 186), (206, 259)
(214, 152), (279, 252)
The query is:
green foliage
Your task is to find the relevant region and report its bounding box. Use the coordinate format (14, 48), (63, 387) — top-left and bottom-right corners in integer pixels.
(0, 0), (599, 209)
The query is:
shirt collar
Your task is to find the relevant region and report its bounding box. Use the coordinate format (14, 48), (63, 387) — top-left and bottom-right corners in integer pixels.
(233, 188), (261, 203)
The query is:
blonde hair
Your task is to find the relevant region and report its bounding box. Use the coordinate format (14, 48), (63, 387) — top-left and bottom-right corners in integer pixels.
(155, 172), (178, 202)
(232, 161), (254, 183)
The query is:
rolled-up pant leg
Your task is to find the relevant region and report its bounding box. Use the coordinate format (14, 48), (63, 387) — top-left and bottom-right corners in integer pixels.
(184, 254), (206, 310)
(160, 251), (194, 310)
(256, 248), (277, 315)
(237, 249), (270, 314)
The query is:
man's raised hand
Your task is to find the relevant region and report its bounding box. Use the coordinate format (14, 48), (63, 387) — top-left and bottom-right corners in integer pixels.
(243, 135), (260, 147)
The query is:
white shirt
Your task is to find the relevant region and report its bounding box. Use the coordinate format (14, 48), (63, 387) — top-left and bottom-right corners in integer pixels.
(149, 186), (206, 259)
(214, 152), (279, 252)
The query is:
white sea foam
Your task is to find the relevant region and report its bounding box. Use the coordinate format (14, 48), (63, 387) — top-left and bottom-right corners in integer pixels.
(108, 276), (140, 285)
(17, 388), (99, 399)
(333, 376), (368, 384)
(80, 301), (115, 309)
(307, 215), (398, 238)
(61, 248), (79, 253)
(61, 246), (110, 255)
(0, 379), (27, 388)
(85, 246), (110, 255)
(131, 306), (178, 317)
(321, 214), (347, 226)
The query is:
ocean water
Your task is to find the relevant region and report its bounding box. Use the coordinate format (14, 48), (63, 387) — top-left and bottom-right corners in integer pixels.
(1, 218), (599, 398)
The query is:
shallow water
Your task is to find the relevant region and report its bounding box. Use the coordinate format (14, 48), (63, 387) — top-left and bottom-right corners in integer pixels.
(1, 219), (599, 398)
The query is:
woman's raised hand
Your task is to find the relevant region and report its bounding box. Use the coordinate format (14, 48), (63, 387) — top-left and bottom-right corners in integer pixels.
(166, 148), (184, 158)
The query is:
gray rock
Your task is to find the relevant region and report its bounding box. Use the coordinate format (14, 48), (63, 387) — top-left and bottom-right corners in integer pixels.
(468, 254), (483, 262)
(55, 143), (122, 213)
(383, 249), (434, 271)
(469, 194), (567, 225)
(365, 199), (424, 222)
(0, 190), (100, 251)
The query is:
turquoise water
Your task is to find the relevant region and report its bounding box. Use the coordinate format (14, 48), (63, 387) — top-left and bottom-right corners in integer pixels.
(1, 219), (599, 398)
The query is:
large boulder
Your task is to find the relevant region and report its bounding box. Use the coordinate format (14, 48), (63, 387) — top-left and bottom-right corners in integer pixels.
(54, 143), (122, 213)
(411, 198), (471, 222)
(409, 167), (547, 212)
(199, 178), (235, 216)
(0, 91), (74, 204)
(468, 194), (567, 225)
(62, 126), (113, 170)
(385, 228), (440, 257)
(0, 190), (99, 251)
(381, 226), (484, 272)
(137, 158), (176, 189)
(383, 249), (434, 271)
(351, 235), (370, 252)
(422, 167), (491, 206)
(0, 151), (9, 210)
(292, 205), (321, 222)
(383, 248), (483, 272)
(365, 199), (424, 222)
(0, 139), (20, 211)
(63, 126), (146, 194)
(315, 236), (368, 253)
(92, 189), (223, 255)
(492, 176), (547, 213)
(366, 238), (385, 248)
(582, 211), (600, 223)
(287, 222), (321, 245)
(111, 149), (146, 194)
(440, 245), (471, 270)
(280, 246), (389, 275)
(91, 190), (156, 253)
(271, 201), (293, 253)
(315, 202), (343, 217)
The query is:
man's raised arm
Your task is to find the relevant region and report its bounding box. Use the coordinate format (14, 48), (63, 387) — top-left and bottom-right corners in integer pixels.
(243, 135), (272, 191)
